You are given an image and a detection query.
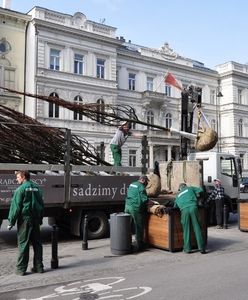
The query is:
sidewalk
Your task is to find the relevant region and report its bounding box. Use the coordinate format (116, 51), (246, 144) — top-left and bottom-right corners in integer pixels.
(0, 213), (247, 293)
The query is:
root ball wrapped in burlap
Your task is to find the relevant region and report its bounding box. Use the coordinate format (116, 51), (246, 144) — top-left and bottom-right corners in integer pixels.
(195, 128), (218, 151)
(146, 174), (161, 197)
(148, 204), (165, 217)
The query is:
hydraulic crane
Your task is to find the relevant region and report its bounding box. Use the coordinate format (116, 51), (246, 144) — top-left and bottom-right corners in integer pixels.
(180, 85), (202, 159)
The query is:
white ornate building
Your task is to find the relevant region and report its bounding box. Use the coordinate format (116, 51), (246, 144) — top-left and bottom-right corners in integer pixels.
(1, 5), (248, 175)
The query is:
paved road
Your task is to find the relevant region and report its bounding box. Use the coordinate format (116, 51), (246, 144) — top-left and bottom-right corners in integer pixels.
(0, 212), (248, 300)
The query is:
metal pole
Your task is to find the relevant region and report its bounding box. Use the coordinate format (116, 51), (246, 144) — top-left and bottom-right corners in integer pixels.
(181, 91), (188, 160)
(141, 135), (148, 174)
(51, 224), (59, 269)
(100, 141), (104, 165)
(82, 214), (88, 250)
(223, 204), (228, 229)
(64, 128), (71, 209)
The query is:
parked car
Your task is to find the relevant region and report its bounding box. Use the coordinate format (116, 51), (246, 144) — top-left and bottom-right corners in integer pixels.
(240, 177), (248, 193)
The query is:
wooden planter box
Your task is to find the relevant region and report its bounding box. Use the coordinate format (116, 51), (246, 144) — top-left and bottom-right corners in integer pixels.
(238, 201), (248, 231)
(146, 207), (207, 252)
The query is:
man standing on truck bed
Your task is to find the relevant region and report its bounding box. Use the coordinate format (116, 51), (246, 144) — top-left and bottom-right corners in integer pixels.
(174, 183), (206, 254)
(110, 121), (132, 166)
(8, 170), (44, 276)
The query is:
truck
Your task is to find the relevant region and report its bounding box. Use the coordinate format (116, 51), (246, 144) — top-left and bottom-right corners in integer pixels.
(0, 150), (241, 238)
(188, 151), (241, 206)
(0, 160), (207, 237)
(0, 164), (139, 239)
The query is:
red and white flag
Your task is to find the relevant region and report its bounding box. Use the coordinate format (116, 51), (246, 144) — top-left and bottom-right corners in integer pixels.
(164, 72), (182, 91)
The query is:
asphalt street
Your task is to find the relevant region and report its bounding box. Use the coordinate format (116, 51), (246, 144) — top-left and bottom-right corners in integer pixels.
(0, 210), (248, 300)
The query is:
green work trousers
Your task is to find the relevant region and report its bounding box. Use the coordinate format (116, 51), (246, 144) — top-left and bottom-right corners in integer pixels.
(181, 206), (204, 252)
(16, 219), (43, 273)
(125, 206), (145, 250)
(110, 144), (122, 166)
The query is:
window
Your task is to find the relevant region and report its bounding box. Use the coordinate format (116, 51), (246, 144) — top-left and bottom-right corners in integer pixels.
(165, 113), (172, 128)
(129, 149), (137, 167)
(147, 77), (153, 91)
(0, 38), (11, 55)
(4, 67), (15, 89)
(97, 58), (105, 79)
(146, 110), (154, 127)
(238, 119), (243, 137)
(211, 119), (216, 131)
(220, 157), (237, 178)
(128, 73), (136, 90)
(49, 92), (59, 118)
(210, 90), (215, 105)
(238, 89), (242, 104)
(50, 49), (60, 70)
(73, 95), (83, 120)
(97, 98), (105, 123)
(165, 85), (171, 96)
(0, 65), (15, 90)
(74, 54), (84, 74)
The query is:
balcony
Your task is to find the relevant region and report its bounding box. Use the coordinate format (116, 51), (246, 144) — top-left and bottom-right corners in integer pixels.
(142, 90), (167, 105)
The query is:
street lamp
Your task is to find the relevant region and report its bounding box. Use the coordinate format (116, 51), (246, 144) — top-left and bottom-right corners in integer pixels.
(216, 91), (223, 152)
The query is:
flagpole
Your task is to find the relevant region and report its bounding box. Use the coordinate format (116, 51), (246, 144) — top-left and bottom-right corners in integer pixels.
(154, 70), (168, 92)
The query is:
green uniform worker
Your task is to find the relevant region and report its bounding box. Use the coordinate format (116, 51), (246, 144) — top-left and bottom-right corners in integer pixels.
(174, 183), (206, 254)
(124, 175), (149, 251)
(8, 170), (44, 275)
(110, 121), (131, 166)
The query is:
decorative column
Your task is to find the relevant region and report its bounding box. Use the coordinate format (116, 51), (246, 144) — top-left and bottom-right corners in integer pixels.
(167, 145), (172, 161)
(149, 144), (154, 169)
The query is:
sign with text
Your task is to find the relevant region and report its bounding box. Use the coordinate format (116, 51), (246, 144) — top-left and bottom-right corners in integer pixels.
(0, 174), (138, 208)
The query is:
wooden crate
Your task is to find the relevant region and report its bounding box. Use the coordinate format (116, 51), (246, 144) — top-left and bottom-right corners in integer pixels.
(239, 201), (248, 231)
(146, 207), (207, 252)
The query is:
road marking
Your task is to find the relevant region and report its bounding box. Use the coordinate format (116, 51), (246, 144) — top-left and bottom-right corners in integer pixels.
(18, 277), (152, 300)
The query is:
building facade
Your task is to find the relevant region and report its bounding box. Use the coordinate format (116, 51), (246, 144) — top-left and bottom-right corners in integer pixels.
(0, 7), (30, 111)
(1, 5), (248, 174)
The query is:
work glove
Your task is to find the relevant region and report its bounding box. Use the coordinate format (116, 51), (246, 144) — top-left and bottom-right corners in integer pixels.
(152, 201), (160, 205)
(163, 207), (171, 215)
(7, 225), (13, 230)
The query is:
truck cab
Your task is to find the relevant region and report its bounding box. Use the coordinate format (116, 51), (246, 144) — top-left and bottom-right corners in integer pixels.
(188, 151), (241, 211)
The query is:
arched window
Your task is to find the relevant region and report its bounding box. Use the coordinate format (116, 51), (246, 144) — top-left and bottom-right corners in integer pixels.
(211, 119), (216, 131)
(146, 110), (154, 128)
(49, 92), (59, 118)
(97, 98), (105, 123)
(238, 119), (243, 137)
(165, 113), (172, 128)
(73, 95), (83, 120)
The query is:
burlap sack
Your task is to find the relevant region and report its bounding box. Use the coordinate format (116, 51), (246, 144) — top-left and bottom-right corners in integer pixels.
(148, 204), (165, 217)
(195, 128), (218, 151)
(146, 173), (161, 197)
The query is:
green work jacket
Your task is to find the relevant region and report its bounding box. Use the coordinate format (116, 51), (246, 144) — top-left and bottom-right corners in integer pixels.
(8, 180), (44, 226)
(125, 180), (148, 213)
(174, 186), (203, 211)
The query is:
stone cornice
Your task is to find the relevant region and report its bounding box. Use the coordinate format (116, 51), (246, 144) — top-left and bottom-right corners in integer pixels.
(37, 68), (117, 91)
(117, 48), (218, 79)
(0, 8), (30, 23)
(31, 18), (122, 48)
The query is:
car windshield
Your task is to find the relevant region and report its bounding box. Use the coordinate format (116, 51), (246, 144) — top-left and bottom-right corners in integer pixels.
(241, 177), (248, 184)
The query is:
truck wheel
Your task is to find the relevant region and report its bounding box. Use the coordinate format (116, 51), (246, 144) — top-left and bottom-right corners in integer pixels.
(244, 186), (248, 193)
(82, 211), (109, 239)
